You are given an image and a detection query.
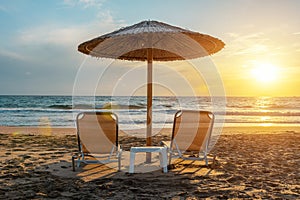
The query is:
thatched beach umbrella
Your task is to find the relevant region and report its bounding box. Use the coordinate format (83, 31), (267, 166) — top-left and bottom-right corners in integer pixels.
(78, 20), (224, 162)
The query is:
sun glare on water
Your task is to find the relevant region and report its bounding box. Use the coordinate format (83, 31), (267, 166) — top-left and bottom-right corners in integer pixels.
(251, 62), (279, 83)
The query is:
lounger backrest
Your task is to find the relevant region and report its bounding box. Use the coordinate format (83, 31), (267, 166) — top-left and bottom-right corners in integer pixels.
(172, 110), (214, 152)
(76, 112), (118, 154)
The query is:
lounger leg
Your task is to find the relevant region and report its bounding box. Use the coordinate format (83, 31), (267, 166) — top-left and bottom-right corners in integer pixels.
(77, 154), (83, 168)
(77, 159), (81, 168)
(72, 156), (76, 172)
(168, 151), (172, 165)
(118, 156), (121, 171)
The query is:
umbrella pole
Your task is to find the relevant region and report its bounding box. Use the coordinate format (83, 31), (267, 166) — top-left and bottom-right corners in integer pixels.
(146, 48), (153, 163)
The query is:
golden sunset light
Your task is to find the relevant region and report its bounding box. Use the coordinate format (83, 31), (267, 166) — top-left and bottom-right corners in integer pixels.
(251, 62), (279, 83)
(1, 1), (300, 199)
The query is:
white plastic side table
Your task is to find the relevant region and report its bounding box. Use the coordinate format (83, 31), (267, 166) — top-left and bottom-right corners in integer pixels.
(129, 146), (168, 173)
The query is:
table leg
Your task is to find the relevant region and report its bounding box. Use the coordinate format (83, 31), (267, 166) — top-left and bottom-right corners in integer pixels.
(129, 151), (136, 173)
(162, 148), (168, 173)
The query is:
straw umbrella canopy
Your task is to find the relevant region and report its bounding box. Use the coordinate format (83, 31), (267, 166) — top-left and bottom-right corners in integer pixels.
(78, 20), (224, 161)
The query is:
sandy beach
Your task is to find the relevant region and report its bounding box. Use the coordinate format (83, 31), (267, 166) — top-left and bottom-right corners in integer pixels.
(0, 126), (299, 199)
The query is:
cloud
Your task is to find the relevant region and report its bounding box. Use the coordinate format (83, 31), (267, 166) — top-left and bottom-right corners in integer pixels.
(24, 0), (124, 51)
(16, 19), (124, 52)
(233, 44), (269, 56)
(220, 32), (271, 57)
(16, 1), (124, 48)
(63, 0), (105, 9)
(0, 48), (30, 61)
(17, 25), (87, 46)
(222, 27), (300, 59)
(0, 5), (7, 12)
(0, 1), (129, 95)
(225, 32), (240, 38)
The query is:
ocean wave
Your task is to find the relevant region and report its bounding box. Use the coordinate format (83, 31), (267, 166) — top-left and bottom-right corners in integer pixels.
(101, 102), (145, 109)
(72, 104), (95, 109)
(48, 105), (73, 109)
(1, 96), (300, 127)
(47, 103), (146, 110)
(226, 104), (300, 109)
(48, 104), (97, 109)
(225, 111), (300, 116)
(223, 120), (300, 124)
(0, 108), (73, 113)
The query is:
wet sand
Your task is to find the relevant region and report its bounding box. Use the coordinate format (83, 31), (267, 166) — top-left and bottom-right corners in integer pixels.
(0, 126), (299, 199)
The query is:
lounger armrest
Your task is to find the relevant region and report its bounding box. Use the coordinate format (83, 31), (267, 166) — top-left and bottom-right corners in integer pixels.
(72, 152), (81, 159)
(160, 141), (171, 149)
(118, 144), (122, 152)
(117, 145), (123, 156)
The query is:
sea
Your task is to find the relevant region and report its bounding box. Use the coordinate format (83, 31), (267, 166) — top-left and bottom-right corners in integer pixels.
(0, 95), (299, 129)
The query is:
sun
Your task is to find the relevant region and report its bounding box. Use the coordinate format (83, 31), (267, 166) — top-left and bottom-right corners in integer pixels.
(251, 62), (279, 83)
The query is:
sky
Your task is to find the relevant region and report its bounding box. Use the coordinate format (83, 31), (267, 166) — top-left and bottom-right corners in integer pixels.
(0, 0), (299, 97)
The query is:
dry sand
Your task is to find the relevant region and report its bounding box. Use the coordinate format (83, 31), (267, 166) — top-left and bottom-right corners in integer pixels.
(0, 126), (299, 199)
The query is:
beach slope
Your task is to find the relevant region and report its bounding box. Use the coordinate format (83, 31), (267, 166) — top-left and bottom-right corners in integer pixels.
(0, 126), (299, 199)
